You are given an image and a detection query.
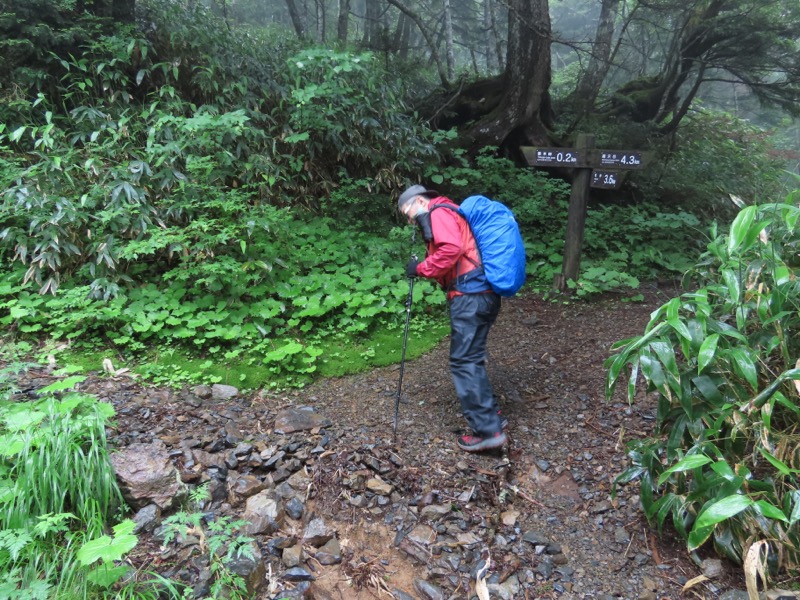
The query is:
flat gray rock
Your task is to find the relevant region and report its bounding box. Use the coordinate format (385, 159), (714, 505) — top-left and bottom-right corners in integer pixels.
(274, 407), (331, 433)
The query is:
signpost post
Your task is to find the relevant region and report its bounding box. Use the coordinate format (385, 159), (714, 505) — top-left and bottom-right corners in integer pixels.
(521, 136), (646, 292)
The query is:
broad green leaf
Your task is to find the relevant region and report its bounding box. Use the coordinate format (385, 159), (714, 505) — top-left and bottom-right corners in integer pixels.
(695, 494), (753, 532)
(688, 494), (753, 550)
(728, 205), (757, 253)
(758, 447), (797, 476)
(86, 564), (130, 588)
(639, 352), (666, 390)
(0, 433), (25, 457)
(698, 334), (720, 373)
(10, 126), (26, 142)
(692, 376), (723, 403)
(3, 407), (47, 432)
(76, 521), (137, 566)
(665, 297), (681, 321)
(39, 376), (86, 394)
(667, 317), (691, 341)
(729, 348), (758, 389)
(627, 358), (639, 402)
(657, 454), (712, 486)
(789, 490), (800, 527)
(755, 500), (788, 522)
(774, 391), (800, 416)
(722, 269), (740, 304)
(709, 460), (737, 480)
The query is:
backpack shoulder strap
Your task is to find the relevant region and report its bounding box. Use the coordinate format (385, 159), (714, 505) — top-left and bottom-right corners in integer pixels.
(429, 204), (481, 269)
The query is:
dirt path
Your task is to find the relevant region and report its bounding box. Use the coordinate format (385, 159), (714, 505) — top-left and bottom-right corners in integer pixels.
(275, 285), (745, 599)
(27, 284), (748, 598)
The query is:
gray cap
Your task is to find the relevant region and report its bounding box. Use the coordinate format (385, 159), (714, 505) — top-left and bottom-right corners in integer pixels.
(397, 185), (438, 211)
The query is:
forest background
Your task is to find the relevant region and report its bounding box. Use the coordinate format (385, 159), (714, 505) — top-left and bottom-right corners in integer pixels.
(1, 0), (800, 597)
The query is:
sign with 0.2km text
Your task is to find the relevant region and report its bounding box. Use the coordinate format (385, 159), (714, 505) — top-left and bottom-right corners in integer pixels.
(526, 147), (582, 167)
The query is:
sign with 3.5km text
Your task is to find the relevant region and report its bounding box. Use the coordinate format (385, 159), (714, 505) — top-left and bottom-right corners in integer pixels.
(591, 170), (621, 189)
(520, 136), (649, 292)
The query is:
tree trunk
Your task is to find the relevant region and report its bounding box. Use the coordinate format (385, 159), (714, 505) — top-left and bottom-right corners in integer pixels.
(397, 12), (412, 59)
(465, 0), (552, 151)
(443, 0), (455, 81)
(315, 0), (326, 41)
(483, 0), (496, 73)
(337, 0), (350, 44)
(570, 0), (620, 115)
(285, 0), (307, 39)
(361, 0), (379, 48)
(655, 0), (726, 123)
(384, 0), (448, 85)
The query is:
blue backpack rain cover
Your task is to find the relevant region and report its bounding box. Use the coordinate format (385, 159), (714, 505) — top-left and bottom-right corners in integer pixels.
(436, 195), (526, 297)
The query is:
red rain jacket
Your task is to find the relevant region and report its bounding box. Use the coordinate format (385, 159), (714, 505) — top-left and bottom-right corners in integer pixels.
(416, 197), (482, 300)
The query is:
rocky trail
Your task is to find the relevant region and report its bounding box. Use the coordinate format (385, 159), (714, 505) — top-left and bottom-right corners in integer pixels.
(14, 286), (752, 599)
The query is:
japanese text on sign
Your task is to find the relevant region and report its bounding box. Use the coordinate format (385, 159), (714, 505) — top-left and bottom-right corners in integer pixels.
(533, 148), (580, 166)
(598, 151), (642, 168)
(590, 170), (621, 189)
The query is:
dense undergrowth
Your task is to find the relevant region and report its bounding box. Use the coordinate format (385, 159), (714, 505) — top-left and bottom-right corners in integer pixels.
(607, 187), (800, 585)
(0, 0), (787, 389)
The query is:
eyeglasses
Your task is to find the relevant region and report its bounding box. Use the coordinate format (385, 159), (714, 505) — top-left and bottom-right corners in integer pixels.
(401, 197), (419, 223)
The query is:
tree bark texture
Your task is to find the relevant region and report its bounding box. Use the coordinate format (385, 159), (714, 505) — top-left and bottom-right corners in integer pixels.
(337, 0), (350, 43)
(444, 0), (455, 81)
(465, 0), (552, 151)
(384, 0), (448, 85)
(315, 0), (326, 41)
(570, 0), (620, 115)
(361, 0), (379, 48)
(285, 0), (307, 39)
(483, 0), (496, 73)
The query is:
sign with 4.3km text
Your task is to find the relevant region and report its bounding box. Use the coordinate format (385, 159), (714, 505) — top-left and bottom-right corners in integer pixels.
(520, 136), (649, 292)
(597, 151), (643, 168)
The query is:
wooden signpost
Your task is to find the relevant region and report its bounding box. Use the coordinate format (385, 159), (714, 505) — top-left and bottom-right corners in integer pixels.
(521, 134), (646, 292)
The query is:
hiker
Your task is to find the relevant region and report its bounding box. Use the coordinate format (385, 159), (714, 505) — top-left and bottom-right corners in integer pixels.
(398, 184), (507, 452)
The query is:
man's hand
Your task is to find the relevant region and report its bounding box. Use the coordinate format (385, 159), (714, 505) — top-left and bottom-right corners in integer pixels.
(405, 258), (420, 278)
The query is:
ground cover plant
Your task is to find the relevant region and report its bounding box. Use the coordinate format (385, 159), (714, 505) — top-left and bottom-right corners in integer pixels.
(0, 366), (186, 598)
(606, 187), (800, 583)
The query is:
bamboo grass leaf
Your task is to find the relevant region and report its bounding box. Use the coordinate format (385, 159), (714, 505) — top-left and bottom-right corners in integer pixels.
(728, 205), (757, 253)
(698, 334), (720, 373)
(658, 454), (713, 486)
(688, 495), (753, 550)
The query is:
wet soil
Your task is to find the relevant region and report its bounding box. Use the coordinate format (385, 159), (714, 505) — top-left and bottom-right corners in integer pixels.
(16, 284), (750, 599)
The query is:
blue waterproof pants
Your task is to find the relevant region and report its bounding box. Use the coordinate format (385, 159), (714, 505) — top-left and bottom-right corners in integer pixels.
(449, 292), (502, 437)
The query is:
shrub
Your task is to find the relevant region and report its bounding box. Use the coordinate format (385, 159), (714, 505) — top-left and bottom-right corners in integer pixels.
(0, 370), (176, 597)
(634, 109), (787, 219)
(606, 191), (800, 578)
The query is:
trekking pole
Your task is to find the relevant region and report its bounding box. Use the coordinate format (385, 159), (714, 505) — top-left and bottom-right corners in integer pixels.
(393, 250), (417, 444)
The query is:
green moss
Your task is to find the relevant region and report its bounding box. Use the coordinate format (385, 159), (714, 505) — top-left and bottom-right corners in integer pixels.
(48, 317), (450, 390)
(315, 319), (450, 378)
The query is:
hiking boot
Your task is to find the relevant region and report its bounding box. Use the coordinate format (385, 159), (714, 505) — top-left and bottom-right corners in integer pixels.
(457, 431), (507, 452)
(498, 411), (509, 430)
